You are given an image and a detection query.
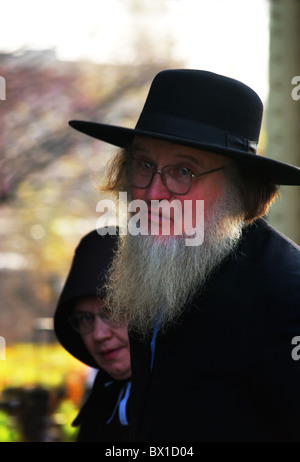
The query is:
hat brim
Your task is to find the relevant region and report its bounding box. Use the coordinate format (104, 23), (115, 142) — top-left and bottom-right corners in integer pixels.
(69, 120), (300, 186)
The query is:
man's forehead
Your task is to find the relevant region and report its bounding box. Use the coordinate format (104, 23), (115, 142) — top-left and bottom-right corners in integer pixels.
(74, 296), (105, 312)
(132, 136), (227, 167)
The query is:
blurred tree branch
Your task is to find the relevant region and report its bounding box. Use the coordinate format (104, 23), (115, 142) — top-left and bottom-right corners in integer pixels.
(0, 51), (178, 204)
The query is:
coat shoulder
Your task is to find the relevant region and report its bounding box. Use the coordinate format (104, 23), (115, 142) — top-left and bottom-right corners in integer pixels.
(239, 219), (300, 302)
(245, 219), (300, 268)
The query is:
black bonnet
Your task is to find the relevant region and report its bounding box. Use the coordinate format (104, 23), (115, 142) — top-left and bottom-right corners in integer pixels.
(54, 230), (118, 368)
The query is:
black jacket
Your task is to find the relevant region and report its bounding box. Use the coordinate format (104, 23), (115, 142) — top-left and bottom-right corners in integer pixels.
(73, 370), (131, 442)
(129, 219), (300, 442)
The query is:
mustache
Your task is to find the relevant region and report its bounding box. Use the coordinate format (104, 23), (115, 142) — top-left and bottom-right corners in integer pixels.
(128, 199), (204, 246)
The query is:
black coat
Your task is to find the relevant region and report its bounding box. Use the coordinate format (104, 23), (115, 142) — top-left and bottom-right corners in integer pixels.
(129, 219), (300, 442)
(73, 370), (131, 442)
(53, 230), (132, 442)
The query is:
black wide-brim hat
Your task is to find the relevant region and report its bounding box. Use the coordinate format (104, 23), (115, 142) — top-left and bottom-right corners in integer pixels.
(69, 69), (300, 185)
(54, 230), (118, 368)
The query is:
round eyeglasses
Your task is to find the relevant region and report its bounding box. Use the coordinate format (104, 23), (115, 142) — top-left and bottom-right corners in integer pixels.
(124, 158), (225, 195)
(69, 310), (118, 335)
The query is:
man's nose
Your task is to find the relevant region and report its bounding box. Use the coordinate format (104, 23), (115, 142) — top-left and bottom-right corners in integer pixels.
(144, 171), (172, 201)
(92, 317), (112, 340)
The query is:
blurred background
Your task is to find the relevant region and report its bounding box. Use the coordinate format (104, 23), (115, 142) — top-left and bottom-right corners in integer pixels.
(0, 0), (299, 441)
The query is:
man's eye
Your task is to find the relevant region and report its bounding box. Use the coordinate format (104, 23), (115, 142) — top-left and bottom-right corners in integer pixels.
(100, 312), (110, 322)
(139, 160), (153, 170)
(175, 166), (192, 177)
(78, 313), (93, 323)
(135, 160), (154, 175)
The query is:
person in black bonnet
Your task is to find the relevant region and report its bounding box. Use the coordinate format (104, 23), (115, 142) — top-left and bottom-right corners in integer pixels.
(68, 69), (300, 442)
(54, 230), (131, 442)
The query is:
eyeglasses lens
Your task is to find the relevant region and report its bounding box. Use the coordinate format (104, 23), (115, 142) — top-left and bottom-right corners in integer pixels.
(126, 160), (191, 194)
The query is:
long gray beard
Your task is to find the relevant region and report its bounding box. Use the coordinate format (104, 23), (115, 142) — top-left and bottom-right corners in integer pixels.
(103, 187), (245, 339)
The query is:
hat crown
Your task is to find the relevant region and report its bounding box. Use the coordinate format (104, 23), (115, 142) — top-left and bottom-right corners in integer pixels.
(136, 69), (263, 143)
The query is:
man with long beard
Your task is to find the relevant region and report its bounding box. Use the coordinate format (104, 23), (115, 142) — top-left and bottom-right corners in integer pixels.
(69, 69), (300, 442)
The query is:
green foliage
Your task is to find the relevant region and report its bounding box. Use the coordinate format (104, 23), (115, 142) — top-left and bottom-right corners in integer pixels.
(54, 400), (79, 442)
(0, 410), (21, 442)
(0, 343), (87, 442)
